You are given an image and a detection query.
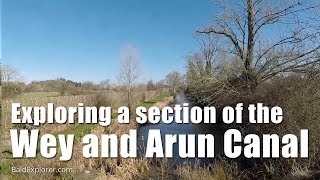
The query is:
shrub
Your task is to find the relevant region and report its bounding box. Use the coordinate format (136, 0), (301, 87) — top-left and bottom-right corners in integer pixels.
(221, 75), (320, 179)
(186, 74), (320, 179)
(94, 93), (112, 108)
(253, 76), (320, 177)
(2, 82), (24, 99)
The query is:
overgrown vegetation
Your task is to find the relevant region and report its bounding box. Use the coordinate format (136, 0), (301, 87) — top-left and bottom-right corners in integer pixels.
(1, 90), (169, 179)
(184, 0), (320, 178)
(2, 82), (24, 99)
(2, 0), (320, 179)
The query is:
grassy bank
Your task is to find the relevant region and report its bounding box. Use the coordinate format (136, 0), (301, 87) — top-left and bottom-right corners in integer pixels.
(186, 75), (320, 179)
(1, 92), (174, 180)
(139, 92), (172, 108)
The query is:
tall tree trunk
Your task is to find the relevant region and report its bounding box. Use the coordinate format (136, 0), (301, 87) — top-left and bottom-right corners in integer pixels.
(246, 0), (255, 74)
(243, 0), (259, 90)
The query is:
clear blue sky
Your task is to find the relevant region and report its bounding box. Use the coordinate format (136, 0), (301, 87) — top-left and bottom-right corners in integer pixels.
(3, 0), (216, 83)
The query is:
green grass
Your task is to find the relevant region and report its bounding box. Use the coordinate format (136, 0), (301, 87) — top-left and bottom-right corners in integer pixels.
(139, 92), (171, 108)
(1, 159), (15, 174)
(56, 124), (96, 142)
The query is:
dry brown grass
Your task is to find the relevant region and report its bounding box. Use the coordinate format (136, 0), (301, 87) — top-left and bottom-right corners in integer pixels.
(1, 89), (238, 180)
(213, 75), (320, 179)
(252, 76), (320, 179)
(175, 161), (234, 180)
(153, 96), (174, 109)
(185, 74), (320, 179)
(1, 91), (174, 179)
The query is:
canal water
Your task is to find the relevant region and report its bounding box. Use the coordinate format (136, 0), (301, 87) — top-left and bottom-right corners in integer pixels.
(137, 94), (224, 165)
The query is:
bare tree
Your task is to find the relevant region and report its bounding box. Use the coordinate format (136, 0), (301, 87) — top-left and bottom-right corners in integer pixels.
(99, 79), (111, 90)
(193, 33), (221, 75)
(198, 0), (320, 89)
(165, 71), (183, 94)
(147, 80), (155, 91)
(1, 64), (21, 82)
(57, 79), (69, 96)
(118, 44), (141, 110)
(185, 34), (222, 89)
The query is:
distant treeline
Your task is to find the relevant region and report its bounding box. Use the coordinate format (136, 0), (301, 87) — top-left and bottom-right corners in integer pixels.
(2, 77), (170, 99)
